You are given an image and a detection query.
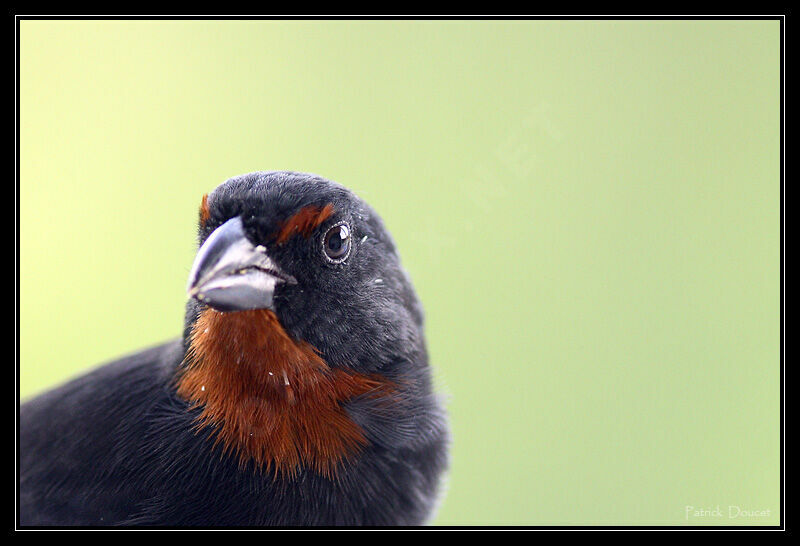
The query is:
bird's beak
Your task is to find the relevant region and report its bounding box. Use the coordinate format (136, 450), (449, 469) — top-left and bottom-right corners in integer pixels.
(187, 217), (296, 312)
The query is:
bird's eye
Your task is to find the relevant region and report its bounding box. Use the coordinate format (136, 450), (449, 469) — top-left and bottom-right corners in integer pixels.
(323, 223), (351, 262)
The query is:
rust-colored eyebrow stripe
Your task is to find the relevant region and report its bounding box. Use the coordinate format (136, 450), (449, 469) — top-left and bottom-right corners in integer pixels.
(199, 194), (210, 227)
(276, 204), (334, 244)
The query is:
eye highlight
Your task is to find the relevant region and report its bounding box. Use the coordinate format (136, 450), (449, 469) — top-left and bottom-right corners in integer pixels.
(322, 223), (351, 262)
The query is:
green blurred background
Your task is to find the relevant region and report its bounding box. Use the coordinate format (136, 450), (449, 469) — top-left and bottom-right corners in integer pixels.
(20, 20), (780, 525)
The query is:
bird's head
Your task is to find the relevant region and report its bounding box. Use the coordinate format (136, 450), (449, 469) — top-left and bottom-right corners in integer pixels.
(178, 171), (428, 476)
(184, 171), (424, 371)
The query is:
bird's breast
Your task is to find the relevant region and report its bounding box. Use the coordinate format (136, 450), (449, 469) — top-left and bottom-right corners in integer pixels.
(176, 308), (391, 478)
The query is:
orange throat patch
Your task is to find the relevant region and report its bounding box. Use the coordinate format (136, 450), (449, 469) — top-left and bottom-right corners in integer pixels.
(177, 308), (389, 477)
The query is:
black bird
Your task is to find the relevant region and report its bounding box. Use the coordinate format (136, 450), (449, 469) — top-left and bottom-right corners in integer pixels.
(20, 171), (449, 526)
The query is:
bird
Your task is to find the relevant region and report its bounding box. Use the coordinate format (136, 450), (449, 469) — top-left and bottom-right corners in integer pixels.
(19, 171), (449, 526)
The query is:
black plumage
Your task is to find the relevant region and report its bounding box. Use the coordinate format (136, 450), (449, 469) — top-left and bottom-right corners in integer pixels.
(20, 171), (448, 526)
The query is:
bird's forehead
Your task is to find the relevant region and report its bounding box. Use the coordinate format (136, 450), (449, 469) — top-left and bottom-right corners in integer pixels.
(207, 171), (356, 222)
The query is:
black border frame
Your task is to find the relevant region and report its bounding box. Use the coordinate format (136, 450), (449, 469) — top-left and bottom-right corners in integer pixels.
(12, 14), (786, 532)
